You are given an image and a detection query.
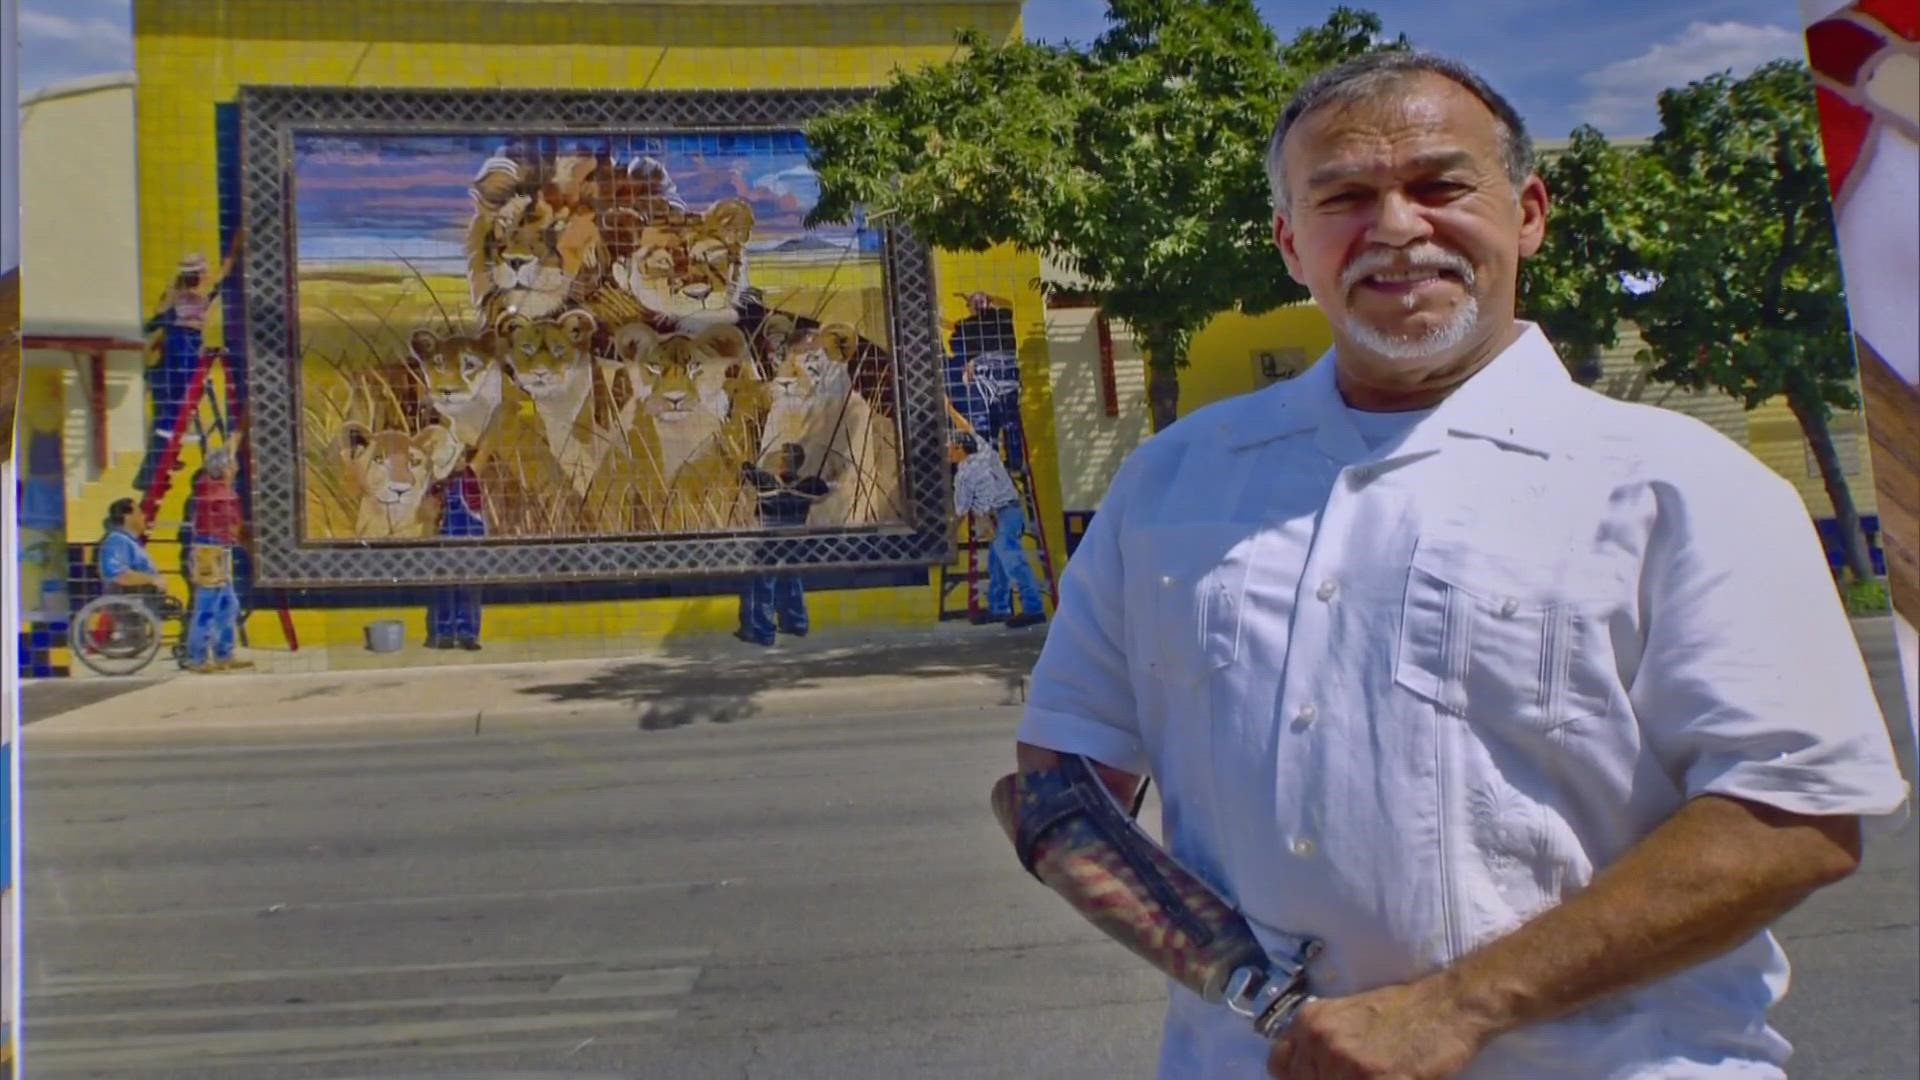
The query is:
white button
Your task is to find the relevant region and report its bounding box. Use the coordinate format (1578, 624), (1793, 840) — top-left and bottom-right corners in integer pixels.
(1295, 703), (1318, 725)
(1499, 597), (1520, 618)
(1290, 837), (1316, 857)
(1316, 579), (1338, 601)
(1161, 575), (1174, 588)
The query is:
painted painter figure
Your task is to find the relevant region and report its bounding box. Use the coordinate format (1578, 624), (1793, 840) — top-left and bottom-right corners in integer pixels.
(185, 447), (250, 673)
(951, 432), (1044, 629)
(426, 458), (485, 650)
(949, 292), (1024, 464)
(138, 237), (240, 493)
(1010, 52), (1906, 1079)
(734, 442), (829, 647)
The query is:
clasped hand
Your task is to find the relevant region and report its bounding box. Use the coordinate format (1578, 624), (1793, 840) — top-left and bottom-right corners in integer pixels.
(1266, 980), (1490, 1080)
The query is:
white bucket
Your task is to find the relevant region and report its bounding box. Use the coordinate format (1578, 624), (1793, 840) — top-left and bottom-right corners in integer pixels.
(364, 620), (406, 654)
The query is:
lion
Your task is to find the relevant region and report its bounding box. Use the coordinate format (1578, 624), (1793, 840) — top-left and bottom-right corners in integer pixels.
(606, 197), (756, 331)
(501, 310), (621, 503)
(408, 327), (580, 536)
(760, 323), (903, 527)
(466, 157), (608, 326)
(611, 323), (762, 531)
(336, 422), (463, 539)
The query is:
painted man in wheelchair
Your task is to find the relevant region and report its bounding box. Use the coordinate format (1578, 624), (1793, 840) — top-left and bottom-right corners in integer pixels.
(97, 499), (178, 616)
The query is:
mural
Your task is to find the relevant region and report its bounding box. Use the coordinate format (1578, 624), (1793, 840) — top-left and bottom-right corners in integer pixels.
(290, 132), (907, 546)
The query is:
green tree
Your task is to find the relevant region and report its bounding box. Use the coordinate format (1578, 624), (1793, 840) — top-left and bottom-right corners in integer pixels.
(1520, 125), (1648, 385)
(806, 3), (1399, 430)
(1628, 60), (1876, 582)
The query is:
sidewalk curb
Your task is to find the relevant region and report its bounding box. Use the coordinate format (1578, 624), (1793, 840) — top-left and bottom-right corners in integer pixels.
(22, 671), (1031, 749)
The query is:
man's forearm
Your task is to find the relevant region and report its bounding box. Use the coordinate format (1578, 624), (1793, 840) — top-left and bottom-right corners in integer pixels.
(1425, 794), (1862, 1042)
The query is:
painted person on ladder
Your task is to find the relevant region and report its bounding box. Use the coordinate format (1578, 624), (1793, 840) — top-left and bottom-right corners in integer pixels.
(949, 291), (1024, 463)
(184, 439), (252, 674)
(951, 431), (1045, 629)
(137, 230), (243, 492)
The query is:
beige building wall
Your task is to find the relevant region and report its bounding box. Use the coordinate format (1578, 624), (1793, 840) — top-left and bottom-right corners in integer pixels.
(19, 74), (148, 498)
(20, 74), (143, 337)
(1045, 305), (1149, 511)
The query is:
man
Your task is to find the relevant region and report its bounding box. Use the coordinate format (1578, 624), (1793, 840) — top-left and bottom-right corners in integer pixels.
(427, 451), (485, 651)
(185, 444), (251, 673)
(97, 499), (165, 599)
(953, 432), (1046, 629)
(735, 442), (831, 647)
(949, 292), (1025, 462)
(137, 236), (240, 492)
(1014, 51), (1907, 1080)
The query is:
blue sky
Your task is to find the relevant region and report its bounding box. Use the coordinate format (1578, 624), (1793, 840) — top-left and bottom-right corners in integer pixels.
(291, 132), (835, 267)
(21, 0), (1811, 138)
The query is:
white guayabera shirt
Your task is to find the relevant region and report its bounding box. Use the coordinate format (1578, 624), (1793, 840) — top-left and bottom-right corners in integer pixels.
(1019, 324), (1909, 1079)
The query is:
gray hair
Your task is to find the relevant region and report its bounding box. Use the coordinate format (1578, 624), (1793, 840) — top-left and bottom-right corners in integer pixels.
(1266, 51), (1534, 210)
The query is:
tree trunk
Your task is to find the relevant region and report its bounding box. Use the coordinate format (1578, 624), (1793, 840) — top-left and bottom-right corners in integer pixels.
(1147, 363), (1179, 433)
(1143, 331), (1181, 432)
(1788, 388), (1877, 583)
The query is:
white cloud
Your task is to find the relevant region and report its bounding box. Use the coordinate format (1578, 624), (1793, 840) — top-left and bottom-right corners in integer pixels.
(1575, 21), (1802, 134)
(20, 8), (130, 57)
(17, 3), (134, 95)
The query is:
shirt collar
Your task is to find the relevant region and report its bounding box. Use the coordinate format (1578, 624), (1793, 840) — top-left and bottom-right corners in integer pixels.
(1224, 322), (1574, 461)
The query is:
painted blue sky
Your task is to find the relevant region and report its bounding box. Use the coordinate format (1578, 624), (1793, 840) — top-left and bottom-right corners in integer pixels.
(292, 132), (830, 266)
(23, 0), (1811, 137)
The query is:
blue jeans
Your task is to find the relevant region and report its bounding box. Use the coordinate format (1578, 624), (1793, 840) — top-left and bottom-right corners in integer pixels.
(987, 503), (1045, 617)
(739, 574), (807, 643)
(136, 326), (203, 492)
(428, 588), (482, 642)
(187, 579), (238, 665)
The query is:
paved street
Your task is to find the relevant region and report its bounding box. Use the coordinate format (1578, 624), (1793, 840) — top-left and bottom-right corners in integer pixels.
(14, 620), (1917, 1078)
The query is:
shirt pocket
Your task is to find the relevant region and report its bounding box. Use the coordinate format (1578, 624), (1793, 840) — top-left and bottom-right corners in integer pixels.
(1395, 537), (1612, 735)
(1131, 524), (1255, 686)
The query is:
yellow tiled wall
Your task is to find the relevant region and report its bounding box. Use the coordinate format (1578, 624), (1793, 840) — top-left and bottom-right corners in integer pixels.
(1177, 302), (1335, 415)
(130, 0), (1059, 666)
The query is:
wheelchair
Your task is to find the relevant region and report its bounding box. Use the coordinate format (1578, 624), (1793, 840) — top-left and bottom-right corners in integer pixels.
(70, 589), (188, 678)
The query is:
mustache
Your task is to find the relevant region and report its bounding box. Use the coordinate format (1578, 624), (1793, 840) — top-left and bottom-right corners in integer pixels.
(1340, 245), (1475, 290)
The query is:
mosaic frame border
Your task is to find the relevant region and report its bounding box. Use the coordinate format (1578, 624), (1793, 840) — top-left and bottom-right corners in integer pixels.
(236, 86), (951, 588)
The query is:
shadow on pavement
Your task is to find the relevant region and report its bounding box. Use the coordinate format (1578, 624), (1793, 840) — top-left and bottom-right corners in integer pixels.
(514, 622), (1045, 732)
(21, 678), (159, 725)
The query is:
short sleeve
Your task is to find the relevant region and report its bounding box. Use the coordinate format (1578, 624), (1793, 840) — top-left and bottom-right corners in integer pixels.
(98, 536), (131, 582)
(1017, 457), (1150, 775)
(1631, 460), (1909, 828)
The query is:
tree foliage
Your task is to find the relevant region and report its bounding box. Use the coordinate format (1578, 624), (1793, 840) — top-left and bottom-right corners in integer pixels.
(805, 2), (1400, 429)
(1519, 126), (1645, 383)
(1633, 61), (1856, 414)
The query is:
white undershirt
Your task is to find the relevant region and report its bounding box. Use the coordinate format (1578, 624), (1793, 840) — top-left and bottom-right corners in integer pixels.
(1344, 405), (1438, 451)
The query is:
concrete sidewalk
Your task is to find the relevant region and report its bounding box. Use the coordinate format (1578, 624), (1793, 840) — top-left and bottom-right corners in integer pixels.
(23, 616), (1909, 753)
(22, 623), (1044, 748)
